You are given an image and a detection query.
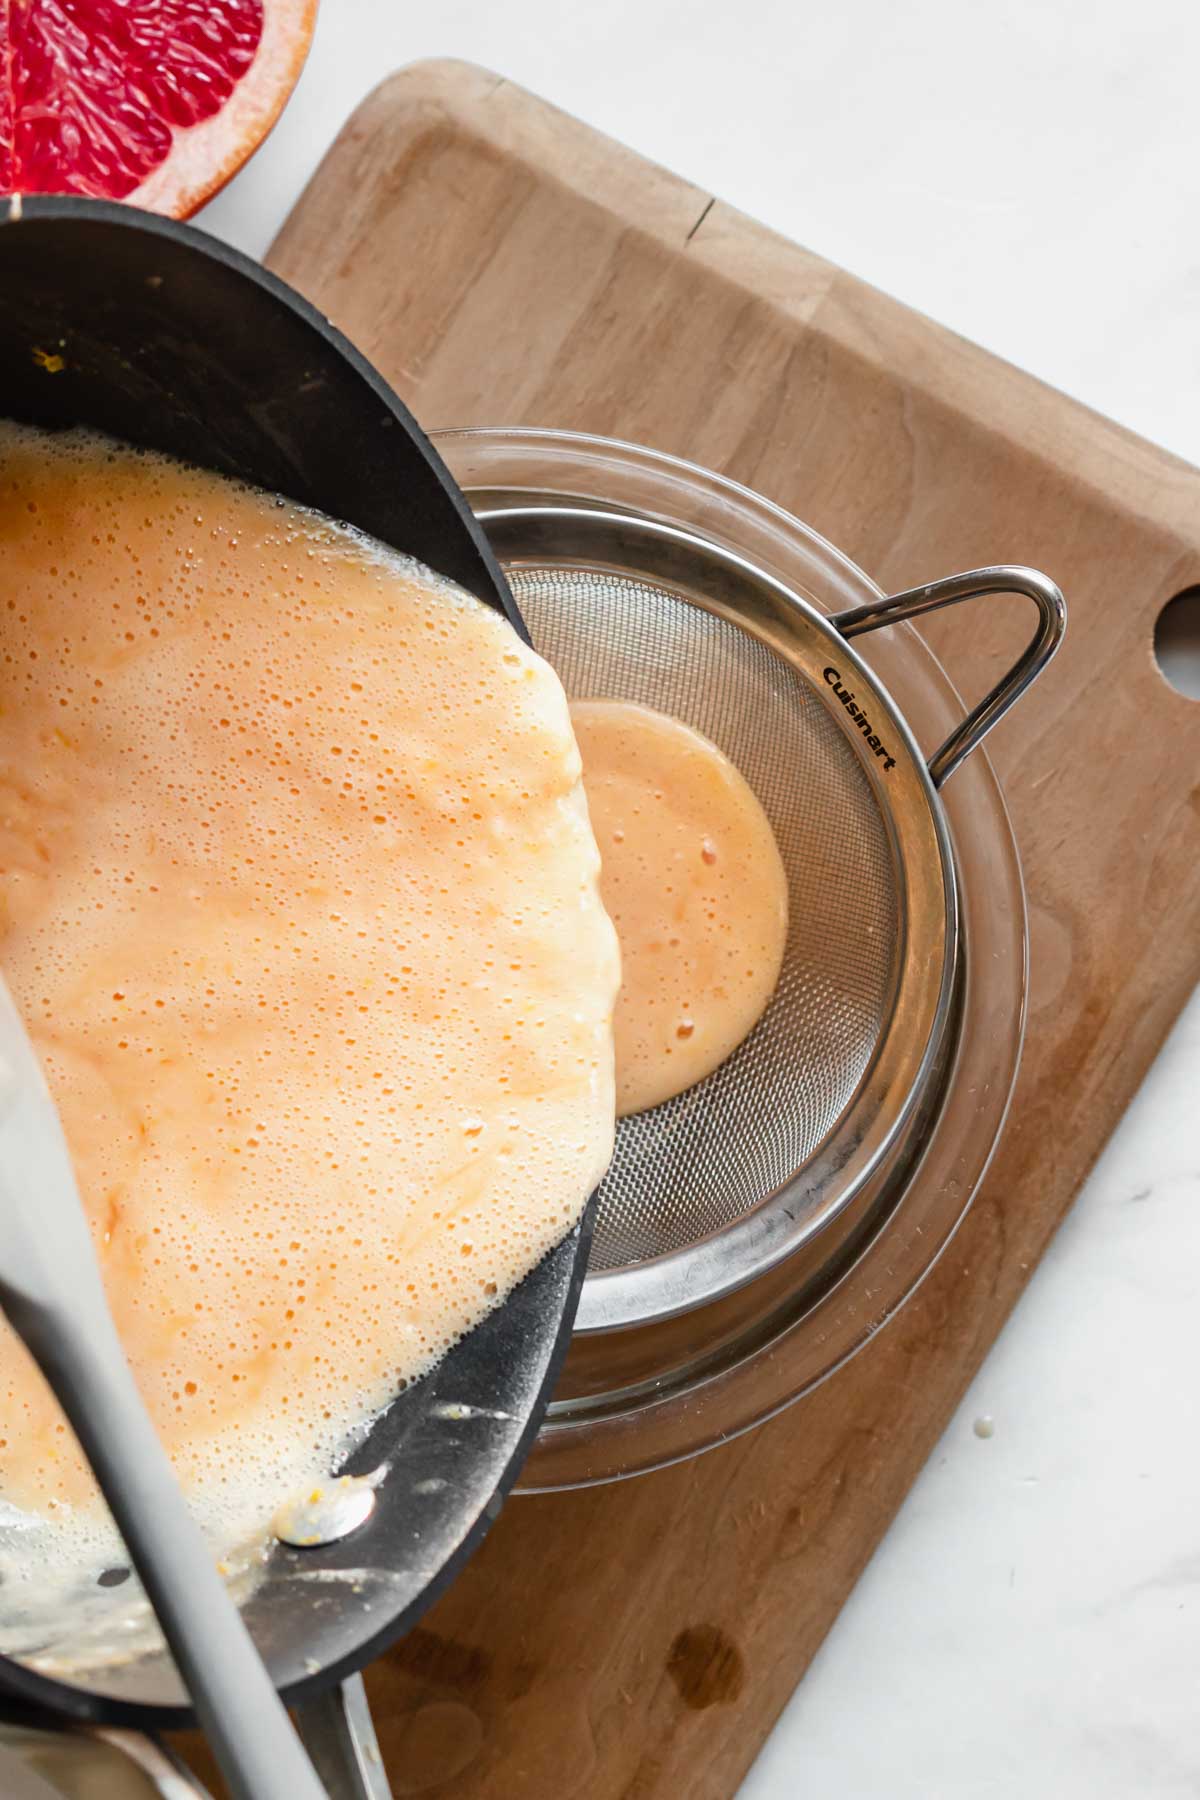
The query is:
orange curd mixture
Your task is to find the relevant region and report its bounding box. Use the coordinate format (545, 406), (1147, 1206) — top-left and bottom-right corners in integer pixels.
(0, 425), (618, 1585)
(571, 700), (787, 1116)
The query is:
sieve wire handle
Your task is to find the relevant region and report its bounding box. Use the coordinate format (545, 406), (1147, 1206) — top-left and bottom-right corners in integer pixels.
(829, 564), (1066, 787)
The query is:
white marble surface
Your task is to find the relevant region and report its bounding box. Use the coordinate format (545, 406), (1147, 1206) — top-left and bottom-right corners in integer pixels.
(199, 4), (1200, 1792)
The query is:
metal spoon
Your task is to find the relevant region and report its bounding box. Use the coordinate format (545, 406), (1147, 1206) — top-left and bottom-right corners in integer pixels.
(0, 974), (328, 1800)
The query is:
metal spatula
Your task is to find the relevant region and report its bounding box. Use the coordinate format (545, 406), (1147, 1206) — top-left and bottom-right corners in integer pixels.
(0, 973), (328, 1800)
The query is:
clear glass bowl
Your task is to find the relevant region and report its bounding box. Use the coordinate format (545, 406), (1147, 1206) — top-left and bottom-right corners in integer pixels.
(436, 428), (1027, 1491)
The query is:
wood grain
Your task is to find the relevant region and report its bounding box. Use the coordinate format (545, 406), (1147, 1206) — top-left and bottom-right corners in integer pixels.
(216, 59), (1200, 1797)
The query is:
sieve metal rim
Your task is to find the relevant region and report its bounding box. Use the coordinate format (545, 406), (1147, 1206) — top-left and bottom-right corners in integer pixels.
(479, 503), (959, 1330)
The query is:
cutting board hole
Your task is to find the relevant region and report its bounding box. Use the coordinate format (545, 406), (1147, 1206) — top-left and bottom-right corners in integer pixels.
(1154, 589), (1200, 698)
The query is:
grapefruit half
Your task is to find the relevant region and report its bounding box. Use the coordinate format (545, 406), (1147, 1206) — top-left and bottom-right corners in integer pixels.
(0, 0), (317, 217)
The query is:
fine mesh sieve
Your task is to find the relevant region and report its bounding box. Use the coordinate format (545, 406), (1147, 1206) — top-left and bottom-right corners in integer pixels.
(512, 564), (898, 1271)
(481, 500), (1064, 1334)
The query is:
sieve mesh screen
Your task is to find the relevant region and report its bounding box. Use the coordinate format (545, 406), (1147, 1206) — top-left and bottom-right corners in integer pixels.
(512, 565), (900, 1274)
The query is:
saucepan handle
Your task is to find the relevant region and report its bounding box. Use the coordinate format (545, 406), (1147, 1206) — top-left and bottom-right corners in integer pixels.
(829, 564), (1066, 788)
(97, 1645), (390, 1795)
(293, 1678), (394, 1800)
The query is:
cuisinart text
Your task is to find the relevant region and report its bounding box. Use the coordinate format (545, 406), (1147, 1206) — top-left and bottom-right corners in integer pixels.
(822, 667), (897, 772)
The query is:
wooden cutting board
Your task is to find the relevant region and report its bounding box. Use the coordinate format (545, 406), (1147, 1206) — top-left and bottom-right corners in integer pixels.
(236, 59), (1200, 1797)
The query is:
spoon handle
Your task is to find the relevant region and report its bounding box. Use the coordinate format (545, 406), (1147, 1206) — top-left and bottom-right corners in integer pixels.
(18, 1296), (328, 1800)
(0, 969), (326, 1800)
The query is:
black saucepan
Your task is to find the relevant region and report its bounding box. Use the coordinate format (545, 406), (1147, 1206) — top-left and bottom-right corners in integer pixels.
(0, 197), (589, 1731)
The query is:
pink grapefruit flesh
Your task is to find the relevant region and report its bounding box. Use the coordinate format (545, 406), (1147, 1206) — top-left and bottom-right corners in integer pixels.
(0, 0), (316, 217)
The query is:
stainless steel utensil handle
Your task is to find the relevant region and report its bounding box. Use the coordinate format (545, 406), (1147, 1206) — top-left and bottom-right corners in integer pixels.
(99, 1729), (216, 1797)
(295, 1678), (394, 1800)
(23, 1305), (329, 1800)
(0, 974), (328, 1800)
(0, 1742), (61, 1800)
(830, 564), (1066, 787)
